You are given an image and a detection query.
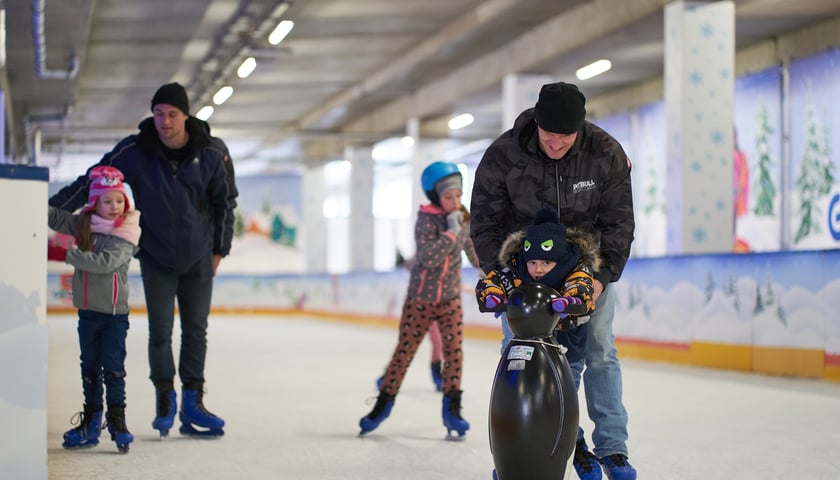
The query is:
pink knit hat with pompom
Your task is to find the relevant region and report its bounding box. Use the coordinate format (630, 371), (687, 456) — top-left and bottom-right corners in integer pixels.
(84, 166), (133, 213)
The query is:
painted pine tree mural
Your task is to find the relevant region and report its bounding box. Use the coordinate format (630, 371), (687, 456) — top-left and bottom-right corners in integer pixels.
(705, 273), (714, 303)
(752, 103), (777, 216)
(794, 94), (835, 243)
(753, 284), (764, 315)
(643, 144), (665, 215)
(233, 209), (245, 238)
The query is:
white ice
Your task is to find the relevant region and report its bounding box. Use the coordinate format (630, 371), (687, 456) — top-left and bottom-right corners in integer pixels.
(46, 314), (840, 479)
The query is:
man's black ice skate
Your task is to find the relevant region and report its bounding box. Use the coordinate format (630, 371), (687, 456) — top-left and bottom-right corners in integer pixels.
(105, 406), (134, 453)
(179, 386), (225, 437)
(442, 389), (469, 439)
(358, 391), (395, 435)
(61, 404), (103, 449)
(152, 381), (177, 438)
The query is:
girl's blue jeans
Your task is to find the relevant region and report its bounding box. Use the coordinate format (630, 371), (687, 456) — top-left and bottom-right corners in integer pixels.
(77, 309), (129, 407)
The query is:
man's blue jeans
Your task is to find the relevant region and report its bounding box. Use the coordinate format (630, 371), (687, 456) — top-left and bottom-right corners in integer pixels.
(140, 255), (214, 388)
(500, 284), (629, 457)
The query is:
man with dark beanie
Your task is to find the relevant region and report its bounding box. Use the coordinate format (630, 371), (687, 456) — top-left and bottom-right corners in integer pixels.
(50, 81), (238, 438)
(470, 82), (636, 480)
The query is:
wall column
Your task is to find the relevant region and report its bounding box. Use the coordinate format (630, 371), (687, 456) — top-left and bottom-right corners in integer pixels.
(0, 90), (5, 162)
(302, 164), (327, 272)
(502, 73), (553, 131)
(348, 146), (375, 271)
(664, 0), (735, 254)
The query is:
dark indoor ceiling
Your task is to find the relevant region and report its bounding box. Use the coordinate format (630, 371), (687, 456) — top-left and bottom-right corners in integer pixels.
(2, 0), (839, 179)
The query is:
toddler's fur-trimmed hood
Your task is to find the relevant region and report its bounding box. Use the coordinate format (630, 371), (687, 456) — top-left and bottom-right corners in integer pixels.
(498, 226), (601, 274)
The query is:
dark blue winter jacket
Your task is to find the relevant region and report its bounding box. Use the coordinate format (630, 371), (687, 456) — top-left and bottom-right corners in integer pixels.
(49, 117), (238, 272)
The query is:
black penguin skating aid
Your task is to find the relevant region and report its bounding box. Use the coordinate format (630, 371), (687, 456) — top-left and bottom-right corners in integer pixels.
(488, 283), (583, 480)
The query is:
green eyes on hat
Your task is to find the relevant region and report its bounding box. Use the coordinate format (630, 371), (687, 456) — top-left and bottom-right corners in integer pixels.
(523, 239), (555, 252)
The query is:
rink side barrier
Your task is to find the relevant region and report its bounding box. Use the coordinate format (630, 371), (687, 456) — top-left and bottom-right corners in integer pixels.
(2, 165), (50, 480)
(47, 248), (840, 383)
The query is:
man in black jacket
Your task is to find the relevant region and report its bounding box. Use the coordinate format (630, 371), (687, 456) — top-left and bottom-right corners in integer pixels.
(471, 82), (635, 480)
(50, 82), (238, 438)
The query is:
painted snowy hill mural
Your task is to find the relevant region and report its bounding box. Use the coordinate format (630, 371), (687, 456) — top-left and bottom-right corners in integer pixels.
(219, 203), (304, 274)
(218, 173), (306, 274)
(613, 250), (840, 379)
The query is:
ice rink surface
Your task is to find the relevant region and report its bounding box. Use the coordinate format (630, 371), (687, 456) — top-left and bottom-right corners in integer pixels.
(46, 314), (840, 479)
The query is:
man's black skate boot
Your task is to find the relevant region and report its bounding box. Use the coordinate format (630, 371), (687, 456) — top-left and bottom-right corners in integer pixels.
(61, 404), (103, 449)
(152, 380), (177, 437)
(179, 382), (225, 437)
(358, 390), (395, 435)
(105, 405), (134, 453)
(573, 439), (603, 480)
(442, 389), (469, 439)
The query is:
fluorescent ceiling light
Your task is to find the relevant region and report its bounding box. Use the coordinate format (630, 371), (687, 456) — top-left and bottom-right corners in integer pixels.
(213, 86), (233, 105)
(268, 20), (294, 45)
(237, 57), (256, 78)
(448, 113), (474, 130)
(196, 105), (214, 121)
(576, 59), (612, 80)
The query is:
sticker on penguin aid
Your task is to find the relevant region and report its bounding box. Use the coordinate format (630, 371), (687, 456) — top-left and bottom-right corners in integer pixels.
(508, 359), (526, 371)
(507, 345), (534, 360)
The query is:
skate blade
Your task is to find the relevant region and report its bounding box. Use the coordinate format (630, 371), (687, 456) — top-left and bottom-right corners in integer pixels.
(179, 424), (225, 438)
(445, 430), (467, 441)
(61, 442), (98, 450)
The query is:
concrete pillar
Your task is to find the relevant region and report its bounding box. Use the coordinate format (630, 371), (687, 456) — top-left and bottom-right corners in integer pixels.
(0, 91), (5, 163)
(406, 118), (423, 260)
(302, 164), (327, 272)
(348, 146), (375, 271)
(664, 0), (735, 254)
(502, 73), (553, 131)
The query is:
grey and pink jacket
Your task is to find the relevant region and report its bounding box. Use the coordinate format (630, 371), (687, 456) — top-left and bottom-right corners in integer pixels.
(48, 207), (141, 315)
(406, 204), (481, 303)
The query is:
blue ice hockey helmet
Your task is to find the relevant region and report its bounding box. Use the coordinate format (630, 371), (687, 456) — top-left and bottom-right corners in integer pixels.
(421, 161), (462, 205)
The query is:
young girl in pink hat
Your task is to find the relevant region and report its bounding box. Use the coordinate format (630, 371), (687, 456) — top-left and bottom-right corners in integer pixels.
(48, 165), (140, 453)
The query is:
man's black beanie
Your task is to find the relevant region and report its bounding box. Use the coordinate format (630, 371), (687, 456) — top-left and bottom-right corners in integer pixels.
(534, 82), (586, 134)
(151, 82), (190, 115)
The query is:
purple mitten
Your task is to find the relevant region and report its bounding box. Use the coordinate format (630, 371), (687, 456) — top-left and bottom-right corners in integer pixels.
(485, 294), (503, 310)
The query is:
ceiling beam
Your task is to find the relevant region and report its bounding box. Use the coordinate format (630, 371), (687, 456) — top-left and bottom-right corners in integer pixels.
(269, 0), (526, 144)
(342, 0), (671, 136)
(587, 13), (840, 119)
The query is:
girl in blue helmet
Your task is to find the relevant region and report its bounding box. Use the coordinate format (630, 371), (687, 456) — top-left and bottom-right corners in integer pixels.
(359, 161), (482, 439)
